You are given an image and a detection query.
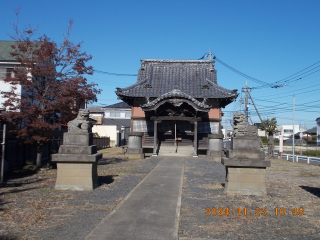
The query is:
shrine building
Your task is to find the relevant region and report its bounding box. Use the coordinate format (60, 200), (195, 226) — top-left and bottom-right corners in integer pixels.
(116, 59), (238, 157)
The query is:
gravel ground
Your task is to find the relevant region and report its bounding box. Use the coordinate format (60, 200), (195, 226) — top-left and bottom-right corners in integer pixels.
(179, 157), (320, 240)
(1, 148), (319, 240)
(0, 148), (161, 240)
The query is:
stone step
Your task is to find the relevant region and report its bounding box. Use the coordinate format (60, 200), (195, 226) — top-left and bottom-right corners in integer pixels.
(158, 145), (194, 157)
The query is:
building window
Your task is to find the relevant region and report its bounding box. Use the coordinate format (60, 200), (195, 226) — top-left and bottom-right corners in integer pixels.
(125, 112), (131, 118)
(110, 111), (120, 117)
(284, 129), (293, 133)
(0, 68), (6, 80)
(0, 68), (15, 80)
(6, 68), (14, 78)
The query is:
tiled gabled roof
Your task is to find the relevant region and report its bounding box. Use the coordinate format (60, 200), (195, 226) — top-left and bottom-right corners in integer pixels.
(116, 59), (238, 102)
(104, 101), (130, 109)
(306, 126), (317, 134)
(0, 41), (18, 61)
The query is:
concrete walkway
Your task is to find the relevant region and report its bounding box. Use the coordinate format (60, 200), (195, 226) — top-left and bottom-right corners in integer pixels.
(85, 157), (185, 240)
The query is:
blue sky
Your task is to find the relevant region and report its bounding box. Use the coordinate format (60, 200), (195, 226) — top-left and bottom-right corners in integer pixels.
(1, 0), (320, 129)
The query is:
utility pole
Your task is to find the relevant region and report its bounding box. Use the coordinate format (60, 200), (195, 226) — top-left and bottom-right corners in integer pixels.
(245, 80), (249, 120)
(226, 119), (228, 139)
(246, 89), (266, 151)
(292, 95), (295, 162)
(1, 124), (6, 183)
(247, 90), (262, 123)
(242, 80), (250, 120)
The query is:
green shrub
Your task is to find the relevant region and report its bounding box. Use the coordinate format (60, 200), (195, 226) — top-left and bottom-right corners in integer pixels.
(261, 136), (268, 144)
(302, 150), (320, 157)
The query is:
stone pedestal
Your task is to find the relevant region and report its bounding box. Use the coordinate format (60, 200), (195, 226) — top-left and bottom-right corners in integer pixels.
(126, 132), (144, 159)
(55, 162), (98, 191)
(221, 158), (270, 196)
(223, 167), (267, 196)
(52, 131), (102, 191)
(221, 113), (270, 196)
(206, 134), (223, 162)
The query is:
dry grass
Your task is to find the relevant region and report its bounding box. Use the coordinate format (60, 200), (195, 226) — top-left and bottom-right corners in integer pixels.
(98, 147), (123, 158)
(0, 147), (141, 239)
(1, 150), (319, 239)
(0, 169), (75, 238)
(179, 158), (320, 239)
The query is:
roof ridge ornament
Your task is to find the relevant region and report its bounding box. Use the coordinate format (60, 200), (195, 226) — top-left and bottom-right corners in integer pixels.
(199, 51), (216, 61)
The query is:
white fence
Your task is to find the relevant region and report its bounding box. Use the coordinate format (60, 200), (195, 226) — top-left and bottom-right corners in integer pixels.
(270, 152), (320, 165)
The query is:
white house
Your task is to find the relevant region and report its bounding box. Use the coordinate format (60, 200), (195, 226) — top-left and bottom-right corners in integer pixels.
(275, 125), (305, 140)
(89, 102), (131, 146)
(0, 41), (22, 110)
(104, 101), (131, 119)
(253, 123), (267, 137)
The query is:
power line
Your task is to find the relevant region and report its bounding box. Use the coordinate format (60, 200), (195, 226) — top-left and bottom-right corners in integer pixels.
(215, 57), (271, 86)
(254, 79), (320, 99)
(274, 61), (320, 84)
(94, 69), (137, 76)
(200, 52), (320, 90)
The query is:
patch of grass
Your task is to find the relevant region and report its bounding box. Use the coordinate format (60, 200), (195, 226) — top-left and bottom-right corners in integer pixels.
(301, 150), (320, 157)
(283, 150), (320, 157)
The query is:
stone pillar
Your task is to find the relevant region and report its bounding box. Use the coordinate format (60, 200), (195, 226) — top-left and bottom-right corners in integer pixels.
(221, 113), (270, 196)
(126, 132), (144, 159)
(206, 133), (223, 162)
(193, 121), (198, 157)
(153, 121), (158, 156)
(52, 132), (102, 191)
(52, 109), (102, 191)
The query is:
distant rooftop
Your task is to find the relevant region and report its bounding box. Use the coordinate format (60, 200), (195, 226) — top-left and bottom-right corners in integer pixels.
(104, 102), (130, 109)
(0, 41), (17, 61)
(86, 106), (104, 113)
(0, 40), (41, 62)
(306, 126), (317, 134)
(102, 118), (130, 127)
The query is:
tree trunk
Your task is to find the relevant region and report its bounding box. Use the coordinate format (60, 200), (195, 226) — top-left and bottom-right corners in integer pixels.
(268, 133), (274, 158)
(36, 144), (43, 168)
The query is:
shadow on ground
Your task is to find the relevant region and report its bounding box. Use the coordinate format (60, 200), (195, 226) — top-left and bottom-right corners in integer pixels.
(300, 185), (320, 197)
(2, 168), (38, 182)
(0, 235), (20, 240)
(98, 175), (118, 186)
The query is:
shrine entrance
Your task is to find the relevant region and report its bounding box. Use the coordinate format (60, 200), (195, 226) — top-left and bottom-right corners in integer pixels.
(144, 99), (203, 157)
(158, 120), (194, 147)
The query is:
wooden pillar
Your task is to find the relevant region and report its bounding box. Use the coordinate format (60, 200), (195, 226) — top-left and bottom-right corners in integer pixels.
(193, 121), (198, 157)
(153, 120), (158, 156)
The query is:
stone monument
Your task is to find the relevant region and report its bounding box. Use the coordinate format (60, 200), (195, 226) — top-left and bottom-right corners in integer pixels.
(125, 132), (144, 159)
(52, 109), (102, 190)
(221, 113), (270, 196)
(206, 133), (223, 162)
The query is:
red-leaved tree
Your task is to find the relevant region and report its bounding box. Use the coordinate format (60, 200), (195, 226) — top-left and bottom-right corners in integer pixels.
(1, 16), (101, 167)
